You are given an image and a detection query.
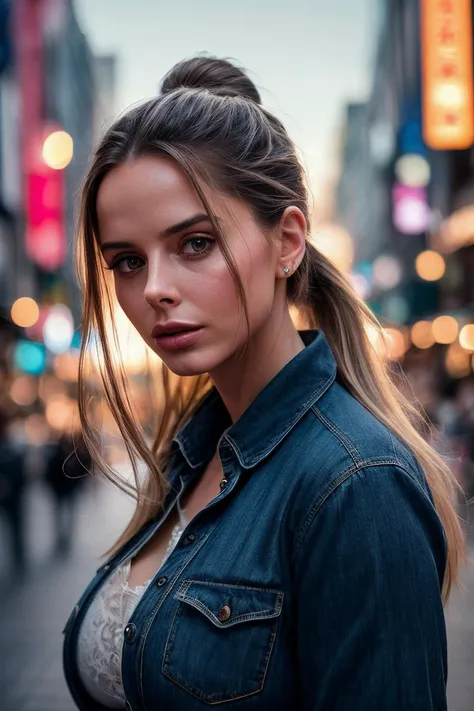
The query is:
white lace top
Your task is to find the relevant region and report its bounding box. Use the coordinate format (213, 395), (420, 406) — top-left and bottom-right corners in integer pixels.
(76, 501), (188, 709)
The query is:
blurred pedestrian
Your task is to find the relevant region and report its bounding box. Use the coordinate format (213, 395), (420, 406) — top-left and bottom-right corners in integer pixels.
(0, 410), (27, 581)
(63, 56), (463, 710)
(44, 432), (91, 559)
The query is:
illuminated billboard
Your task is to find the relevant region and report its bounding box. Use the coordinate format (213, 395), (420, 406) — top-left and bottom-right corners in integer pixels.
(421, 0), (474, 150)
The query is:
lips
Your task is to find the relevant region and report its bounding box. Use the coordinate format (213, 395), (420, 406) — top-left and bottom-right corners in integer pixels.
(151, 322), (201, 338)
(151, 325), (204, 352)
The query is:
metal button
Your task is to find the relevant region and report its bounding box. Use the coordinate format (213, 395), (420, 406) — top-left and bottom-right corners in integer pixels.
(157, 576), (168, 587)
(104, 564), (110, 571)
(183, 533), (196, 545)
(218, 605), (231, 622)
(219, 478), (229, 491)
(124, 623), (136, 643)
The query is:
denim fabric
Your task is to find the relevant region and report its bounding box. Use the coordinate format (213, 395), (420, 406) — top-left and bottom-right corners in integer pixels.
(63, 330), (448, 710)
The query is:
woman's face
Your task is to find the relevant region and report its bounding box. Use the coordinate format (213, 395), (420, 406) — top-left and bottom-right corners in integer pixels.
(96, 155), (283, 377)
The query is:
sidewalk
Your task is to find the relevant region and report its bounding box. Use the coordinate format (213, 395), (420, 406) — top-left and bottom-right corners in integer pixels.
(0, 479), (134, 711)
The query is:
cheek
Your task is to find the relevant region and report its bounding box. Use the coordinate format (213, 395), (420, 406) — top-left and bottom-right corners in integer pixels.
(113, 278), (146, 330)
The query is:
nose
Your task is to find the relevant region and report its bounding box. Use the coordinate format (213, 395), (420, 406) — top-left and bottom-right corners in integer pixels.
(143, 257), (181, 308)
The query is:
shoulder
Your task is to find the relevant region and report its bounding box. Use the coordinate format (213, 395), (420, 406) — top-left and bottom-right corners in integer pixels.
(284, 379), (436, 541)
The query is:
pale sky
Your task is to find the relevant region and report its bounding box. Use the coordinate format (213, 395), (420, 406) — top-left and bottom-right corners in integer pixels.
(74, 0), (377, 210)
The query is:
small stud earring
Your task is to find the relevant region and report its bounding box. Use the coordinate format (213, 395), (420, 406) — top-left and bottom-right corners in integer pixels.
(283, 266), (290, 275)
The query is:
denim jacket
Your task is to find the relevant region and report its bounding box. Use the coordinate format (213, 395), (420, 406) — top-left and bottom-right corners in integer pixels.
(63, 330), (448, 711)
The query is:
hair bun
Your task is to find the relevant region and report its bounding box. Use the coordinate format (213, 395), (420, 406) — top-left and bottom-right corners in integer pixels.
(160, 56), (261, 105)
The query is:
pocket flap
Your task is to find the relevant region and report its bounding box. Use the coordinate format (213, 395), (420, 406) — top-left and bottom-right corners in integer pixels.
(174, 580), (283, 628)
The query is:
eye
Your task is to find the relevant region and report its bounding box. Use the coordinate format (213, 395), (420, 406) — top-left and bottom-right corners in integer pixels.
(180, 236), (215, 258)
(108, 255), (144, 274)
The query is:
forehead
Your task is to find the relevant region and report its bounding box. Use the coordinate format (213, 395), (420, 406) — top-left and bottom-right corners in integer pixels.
(96, 155), (204, 238)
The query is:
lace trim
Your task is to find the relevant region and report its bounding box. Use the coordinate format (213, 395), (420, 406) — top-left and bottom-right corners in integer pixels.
(77, 516), (186, 705)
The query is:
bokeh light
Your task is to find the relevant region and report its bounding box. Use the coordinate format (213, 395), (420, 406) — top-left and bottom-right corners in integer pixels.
(384, 327), (409, 360)
(43, 304), (74, 354)
(432, 315), (459, 344)
(11, 297), (40, 328)
(459, 324), (474, 351)
(372, 255), (402, 290)
(310, 224), (354, 274)
(9, 375), (38, 407)
(42, 130), (74, 169)
(53, 351), (80, 381)
(45, 393), (78, 432)
(24, 413), (50, 446)
(349, 273), (371, 301)
(415, 250), (446, 281)
(446, 343), (471, 379)
(394, 154), (431, 188)
(411, 320), (435, 349)
(14, 341), (47, 376)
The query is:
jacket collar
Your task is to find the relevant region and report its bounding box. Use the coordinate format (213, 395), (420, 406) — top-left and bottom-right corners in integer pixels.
(172, 330), (337, 470)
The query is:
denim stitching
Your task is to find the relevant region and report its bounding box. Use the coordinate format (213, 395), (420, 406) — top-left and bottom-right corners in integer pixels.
(175, 579), (282, 594)
(176, 595), (282, 627)
(292, 458), (437, 561)
(226, 370), (336, 468)
(292, 458), (400, 559)
(310, 405), (362, 465)
(162, 610), (282, 704)
(388, 430), (402, 465)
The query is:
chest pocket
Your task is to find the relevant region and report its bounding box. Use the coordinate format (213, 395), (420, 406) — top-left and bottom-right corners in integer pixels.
(162, 579), (283, 705)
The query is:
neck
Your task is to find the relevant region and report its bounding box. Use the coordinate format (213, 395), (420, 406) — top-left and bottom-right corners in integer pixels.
(209, 308), (305, 423)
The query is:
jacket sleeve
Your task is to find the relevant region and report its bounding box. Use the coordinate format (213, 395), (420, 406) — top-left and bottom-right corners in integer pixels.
(293, 463), (448, 711)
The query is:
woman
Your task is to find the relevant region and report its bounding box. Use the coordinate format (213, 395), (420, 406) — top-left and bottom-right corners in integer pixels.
(63, 56), (464, 711)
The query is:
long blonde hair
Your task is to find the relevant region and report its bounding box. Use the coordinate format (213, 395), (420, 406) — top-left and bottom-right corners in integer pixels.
(76, 56), (464, 602)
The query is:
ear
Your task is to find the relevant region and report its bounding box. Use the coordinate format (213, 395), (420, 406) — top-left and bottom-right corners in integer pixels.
(276, 207), (307, 279)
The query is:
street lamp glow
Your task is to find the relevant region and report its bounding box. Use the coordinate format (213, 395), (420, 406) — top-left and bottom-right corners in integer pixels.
(11, 297), (40, 328)
(42, 130), (73, 169)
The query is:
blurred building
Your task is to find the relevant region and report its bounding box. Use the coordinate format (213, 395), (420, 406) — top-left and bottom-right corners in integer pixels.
(0, 0), (116, 443)
(335, 0), (474, 386)
(93, 54), (118, 140)
(0, 0), (25, 310)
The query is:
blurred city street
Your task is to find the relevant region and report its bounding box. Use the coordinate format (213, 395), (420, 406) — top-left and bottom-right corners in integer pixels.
(0, 478), (134, 711)
(0, 0), (472, 709)
(0, 479), (473, 711)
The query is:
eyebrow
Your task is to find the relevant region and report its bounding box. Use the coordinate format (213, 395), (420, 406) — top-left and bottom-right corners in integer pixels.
(99, 213), (215, 253)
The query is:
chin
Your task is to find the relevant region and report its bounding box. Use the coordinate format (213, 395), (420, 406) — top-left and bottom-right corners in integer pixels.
(158, 346), (231, 378)
(164, 360), (209, 377)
